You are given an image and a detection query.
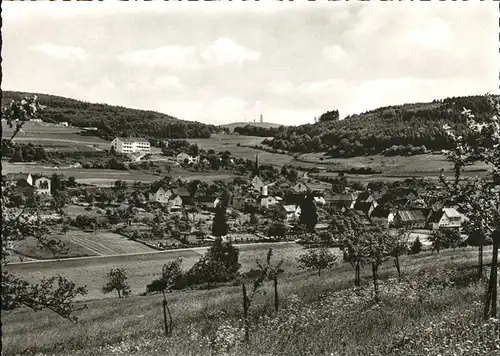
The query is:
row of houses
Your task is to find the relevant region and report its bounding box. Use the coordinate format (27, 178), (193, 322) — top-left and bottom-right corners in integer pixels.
(4, 173), (52, 196)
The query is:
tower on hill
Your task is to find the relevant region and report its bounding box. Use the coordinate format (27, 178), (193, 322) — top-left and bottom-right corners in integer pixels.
(260, 114), (263, 123)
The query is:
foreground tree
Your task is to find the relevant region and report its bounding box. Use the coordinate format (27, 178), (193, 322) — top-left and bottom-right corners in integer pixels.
(440, 96), (500, 319)
(298, 246), (337, 277)
(391, 229), (410, 279)
(102, 268), (131, 298)
(2, 96), (87, 322)
(146, 258), (183, 337)
(240, 248), (283, 342)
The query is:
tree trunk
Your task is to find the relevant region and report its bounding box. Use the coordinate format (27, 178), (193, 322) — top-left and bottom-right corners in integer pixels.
(318, 268), (321, 277)
(484, 233), (499, 320)
(117, 289), (122, 298)
(162, 299), (169, 337)
(242, 283), (250, 343)
(166, 301), (173, 336)
(274, 276), (279, 313)
(479, 245), (484, 280)
(355, 263), (361, 287)
(372, 263), (379, 302)
(394, 256), (401, 279)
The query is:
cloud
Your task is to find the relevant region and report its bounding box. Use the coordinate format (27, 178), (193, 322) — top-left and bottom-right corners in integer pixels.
(31, 42), (88, 60)
(118, 38), (260, 69)
(405, 18), (452, 51)
(154, 76), (183, 89)
(200, 38), (261, 65)
(322, 44), (347, 61)
(118, 45), (199, 69)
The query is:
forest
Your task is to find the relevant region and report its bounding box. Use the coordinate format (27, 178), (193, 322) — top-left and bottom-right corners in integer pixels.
(236, 95), (497, 157)
(2, 91), (218, 140)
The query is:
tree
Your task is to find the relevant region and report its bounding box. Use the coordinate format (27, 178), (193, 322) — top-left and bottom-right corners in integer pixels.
(428, 229), (462, 253)
(2, 97), (88, 322)
(240, 248), (283, 342)
(364, 229), (393, 302)
(299, 194), (318, 233)
(212, 203), (229, 238)
(102, 268), (131, 298)
(410, 237), (423, 255)
(146, 258), (183, 337)
(206, 238), (241, 279)
(439, 96), (500, 319)
(319, 109), (340, 122)
(298, 246), (337, 277)
(391, 229), (410, 278)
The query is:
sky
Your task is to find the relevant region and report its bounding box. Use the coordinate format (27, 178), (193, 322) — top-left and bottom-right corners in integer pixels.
(2, 1), (498, 126)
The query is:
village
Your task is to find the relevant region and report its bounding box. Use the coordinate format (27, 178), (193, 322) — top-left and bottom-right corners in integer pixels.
(3, 134), (468, 258)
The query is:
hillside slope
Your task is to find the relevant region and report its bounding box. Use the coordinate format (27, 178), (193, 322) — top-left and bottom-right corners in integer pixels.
(2, 91), (216, 140)
(261, 94), (498, 157)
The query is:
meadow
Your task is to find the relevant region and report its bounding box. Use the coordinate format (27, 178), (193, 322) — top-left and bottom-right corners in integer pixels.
(2, 247), (496, 356)
(5, 243), (303, 301)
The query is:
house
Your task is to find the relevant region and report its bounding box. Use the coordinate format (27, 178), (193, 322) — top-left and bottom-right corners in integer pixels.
(110, 137), (151, 154)
(370, 206), (395, 227)
(356, 191), (376, 204)
(33, 176), (51, 196)
(394, 210), (426, 229)
(59, 122), (69, 127)
(354, 200), (377, 217)
(5, 173), (33, 187)
(328, 193), (359, 209)
(176, 152), (197, 164)
(168, 195), (183, 209)
(260, 195), (280, 208)
(292, 182), (308, 193)
(232, 195), (246, 210)
(427, 207), (465, 230)
(251, 175), (265, 192)
(149, 187), (173, 203)
(196, 196), (220, 211)
(280, 204), (302, 221)
(313, 196), (326, 206)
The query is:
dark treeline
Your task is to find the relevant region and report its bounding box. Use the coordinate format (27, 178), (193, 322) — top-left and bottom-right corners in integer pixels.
(234, 125), (286, 137)
(246, 95), (496, 157)
(2, 91), (218, 140)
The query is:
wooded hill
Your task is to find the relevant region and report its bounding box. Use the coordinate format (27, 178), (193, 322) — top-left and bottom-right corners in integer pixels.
(255, 95), (497, 157)
(2, 91), (218, 140)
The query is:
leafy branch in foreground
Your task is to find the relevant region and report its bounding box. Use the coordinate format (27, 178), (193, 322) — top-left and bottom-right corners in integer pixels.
(440, 94), (500, 319)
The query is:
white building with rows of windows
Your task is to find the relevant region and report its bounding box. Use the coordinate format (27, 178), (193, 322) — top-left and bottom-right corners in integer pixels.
(110, 137), (151, 154)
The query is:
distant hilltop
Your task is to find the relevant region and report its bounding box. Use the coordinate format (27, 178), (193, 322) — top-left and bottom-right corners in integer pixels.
(220, 121), (286, 133)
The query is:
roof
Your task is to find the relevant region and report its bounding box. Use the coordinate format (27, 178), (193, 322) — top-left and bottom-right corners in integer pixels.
(196, 196), (219, 203)
(282, 205), (298, 213)
(443, 208), (462, 219)
(354, 201), (374, 214)
(173, 187), (190, 197)
(5, 173), (31, 181)
(116, 137), (149, 143)
(331, 193), (359, 201)
(396, 210), (425, 222)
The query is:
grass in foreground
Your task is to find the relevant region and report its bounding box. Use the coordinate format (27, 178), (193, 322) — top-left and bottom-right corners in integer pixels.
(2, 247), (498, 356)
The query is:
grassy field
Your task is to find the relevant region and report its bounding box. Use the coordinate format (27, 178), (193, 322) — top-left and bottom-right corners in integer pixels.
(2, 247), (496, 356)
(2, 122), (110, 150)
(4, 243), (305, 301)
(188, 134), (293, 167)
